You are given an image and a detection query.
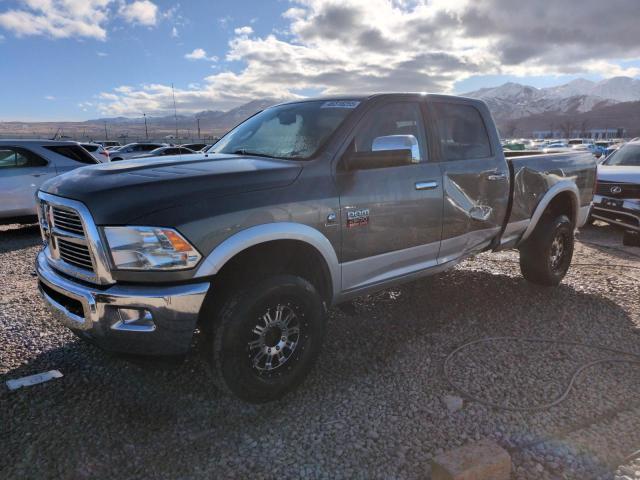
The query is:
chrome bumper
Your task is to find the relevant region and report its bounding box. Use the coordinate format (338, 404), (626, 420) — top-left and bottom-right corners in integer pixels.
(36, 251), (210, 355)
(592, 195), (640, 232)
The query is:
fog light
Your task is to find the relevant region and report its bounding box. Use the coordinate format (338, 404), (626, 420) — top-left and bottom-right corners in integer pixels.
(111, 308), (155, 332)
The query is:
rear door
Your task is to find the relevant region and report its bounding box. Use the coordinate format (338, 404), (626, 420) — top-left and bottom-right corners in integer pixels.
(336, 100), (444, 291)
(0, 147), (53, 217)
(428, 100), (510, 264)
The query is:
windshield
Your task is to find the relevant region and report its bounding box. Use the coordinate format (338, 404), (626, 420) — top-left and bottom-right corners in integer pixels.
(605, 144), (640, 166)
(209, 100), (359, 159)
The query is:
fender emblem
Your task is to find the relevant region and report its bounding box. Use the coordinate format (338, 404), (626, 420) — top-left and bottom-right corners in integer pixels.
(346, 208), (370, 228)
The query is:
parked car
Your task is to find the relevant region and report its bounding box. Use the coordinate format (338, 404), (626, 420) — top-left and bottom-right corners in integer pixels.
(543, 142), (572, 153)
(0, 140), (98, 224)
(109, 143), (166, 161)
(181, 143), (208, 151)
(591, 139), (640, 246)
(80, 143), (110, 162)
(132, 146), (196, 159)
(95, 140), (121, 149)
(35, 94), (595, 402)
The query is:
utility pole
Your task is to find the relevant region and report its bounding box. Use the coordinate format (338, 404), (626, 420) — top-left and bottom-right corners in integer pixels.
(197, 118), (201, 140)
(104, 121), (108, 140)
(171, 83), (178, 141)
(143, 113), (149, 140)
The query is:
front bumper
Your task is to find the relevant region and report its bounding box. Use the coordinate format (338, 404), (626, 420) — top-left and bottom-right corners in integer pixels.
(591, 195), (640, 232)
(36, 251), (210, 355)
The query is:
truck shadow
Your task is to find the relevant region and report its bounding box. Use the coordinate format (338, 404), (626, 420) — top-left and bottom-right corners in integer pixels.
(2, 268), (638, 478)
(0, 223), (41, 253)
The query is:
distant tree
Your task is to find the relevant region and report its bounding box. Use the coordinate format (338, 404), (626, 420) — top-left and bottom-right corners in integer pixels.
(579, 119), (590, 137)
(560, 119), (577, 138)
(503, 120), (518, 138)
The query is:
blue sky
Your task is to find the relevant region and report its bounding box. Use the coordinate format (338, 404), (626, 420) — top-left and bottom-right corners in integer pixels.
(1, 0), (639, 121)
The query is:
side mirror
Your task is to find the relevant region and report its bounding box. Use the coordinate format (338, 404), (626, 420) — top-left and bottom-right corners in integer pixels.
(372, 134), (420, 162)
(342, 134), (419, 171)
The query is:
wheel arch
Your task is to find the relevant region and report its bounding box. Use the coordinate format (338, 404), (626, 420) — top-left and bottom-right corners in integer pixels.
(195, 223), (341, 302)
(519, 181), (580, 244)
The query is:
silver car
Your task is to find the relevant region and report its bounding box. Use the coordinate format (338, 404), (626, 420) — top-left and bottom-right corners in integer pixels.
(80, 143), (110, 162)
(0, 140), (98, 223)
(592, 139), (640, 245)
(108, 142), (166, 161)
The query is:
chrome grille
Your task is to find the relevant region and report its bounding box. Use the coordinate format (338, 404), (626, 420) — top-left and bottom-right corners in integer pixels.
(57, 238), (94, 270)
(39, 201), (96, 275)
(51, 207), (84, 235)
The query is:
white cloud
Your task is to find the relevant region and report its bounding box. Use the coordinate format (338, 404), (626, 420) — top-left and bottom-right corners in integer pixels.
(95, 0), (640, 116)
(184, 48), (218, 62)
(234, 26), (253, 36)
(0, 0), (112, 40)
(97, 51), (108, 56)
(44, 95), (56, 101)
(171, 26), (179, 38)
(118, 0), (158, 27)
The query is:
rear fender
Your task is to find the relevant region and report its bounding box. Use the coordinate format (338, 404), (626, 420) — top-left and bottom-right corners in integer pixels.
(519, 181), (580, 244)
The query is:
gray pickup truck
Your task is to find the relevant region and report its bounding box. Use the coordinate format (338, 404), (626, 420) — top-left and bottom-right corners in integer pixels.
(36, 94), (595, 402)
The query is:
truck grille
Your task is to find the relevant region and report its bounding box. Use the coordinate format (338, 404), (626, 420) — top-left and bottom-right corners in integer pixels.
(57, 238), (94, 270)
(596, 182), (640, 199)
(40, 202), (96, 275)
(51, 207), (84, 235)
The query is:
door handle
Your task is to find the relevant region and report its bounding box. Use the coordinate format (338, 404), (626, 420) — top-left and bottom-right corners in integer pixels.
(415, 181), (438, 190)
(487, 172), (507, 181)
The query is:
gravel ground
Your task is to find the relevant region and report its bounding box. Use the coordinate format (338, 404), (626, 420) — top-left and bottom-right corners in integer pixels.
(1, 221), (640, 479)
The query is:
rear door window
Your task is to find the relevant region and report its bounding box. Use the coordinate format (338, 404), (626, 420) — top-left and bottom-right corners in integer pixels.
(45, 145), (98, 164)
(0, 147), (48, 168)
(432, 103), (492, 161)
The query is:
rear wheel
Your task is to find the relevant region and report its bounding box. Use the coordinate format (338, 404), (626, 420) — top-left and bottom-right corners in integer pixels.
(519, 214), (574, 286)
(204, 275), (326, 403)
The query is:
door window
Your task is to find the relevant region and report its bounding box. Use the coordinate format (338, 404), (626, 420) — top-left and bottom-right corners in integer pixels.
(432, 103), (492, 161)
(352, 102), (427, 163)
(44, 145), (97, 164)
(0, 147), (47, 169)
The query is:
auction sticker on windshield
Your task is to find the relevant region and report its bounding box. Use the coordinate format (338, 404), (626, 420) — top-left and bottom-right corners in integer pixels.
(321, 100), (360, 108)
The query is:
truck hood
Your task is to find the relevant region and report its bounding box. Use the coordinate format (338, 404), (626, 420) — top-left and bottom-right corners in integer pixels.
(41, 153), (302, 224)
(597, 165), (640, 184)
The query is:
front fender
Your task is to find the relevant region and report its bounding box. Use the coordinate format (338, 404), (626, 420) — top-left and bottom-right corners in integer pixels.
(194, 222), (341, 299)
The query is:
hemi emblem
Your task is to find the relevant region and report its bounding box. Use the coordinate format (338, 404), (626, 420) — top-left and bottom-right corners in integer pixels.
(610, 185), (622, 194)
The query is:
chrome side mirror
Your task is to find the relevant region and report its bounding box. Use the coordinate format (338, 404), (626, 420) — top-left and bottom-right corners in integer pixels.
(372, 135), (420, 162)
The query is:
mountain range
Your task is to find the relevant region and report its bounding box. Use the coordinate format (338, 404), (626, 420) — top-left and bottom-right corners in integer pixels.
(463, 76), (640, 122)
(2, 77), (640, 140)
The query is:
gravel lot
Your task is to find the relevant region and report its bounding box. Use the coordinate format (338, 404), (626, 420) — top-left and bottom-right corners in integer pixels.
(2, 222), (640, 479)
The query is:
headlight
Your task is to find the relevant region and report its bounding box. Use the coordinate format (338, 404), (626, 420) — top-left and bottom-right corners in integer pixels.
(103, 226), (201, 270)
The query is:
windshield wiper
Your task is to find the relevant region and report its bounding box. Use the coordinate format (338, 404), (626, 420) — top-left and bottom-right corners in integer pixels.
(231, 149), (277, 159)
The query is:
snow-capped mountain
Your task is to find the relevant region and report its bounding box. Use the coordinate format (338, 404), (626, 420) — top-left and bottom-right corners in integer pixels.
(463, 76), (640, 120)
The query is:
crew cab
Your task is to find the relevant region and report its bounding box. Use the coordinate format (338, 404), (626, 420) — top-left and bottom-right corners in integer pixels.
(35, 94), (596, 402)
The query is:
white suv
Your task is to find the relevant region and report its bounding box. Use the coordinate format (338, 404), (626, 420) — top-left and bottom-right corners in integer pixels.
(0, 140), (98, 224)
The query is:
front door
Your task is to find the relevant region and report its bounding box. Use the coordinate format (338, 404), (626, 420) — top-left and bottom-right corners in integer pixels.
(336, 101), (443, 292)
(428, 100), (510, 264)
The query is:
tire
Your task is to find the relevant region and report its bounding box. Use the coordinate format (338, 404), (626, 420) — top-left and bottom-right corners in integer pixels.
(623, 230), (640, 247)
(519, 214), (574, 286)
(204, 275), (326, 403)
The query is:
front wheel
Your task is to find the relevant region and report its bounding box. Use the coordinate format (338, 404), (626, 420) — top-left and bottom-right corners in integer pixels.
(205, 275), (326, 403)
(519, 214), (574, 286)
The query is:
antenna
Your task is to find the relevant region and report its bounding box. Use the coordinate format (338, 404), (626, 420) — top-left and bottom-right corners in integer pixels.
(172, 83), (178, 140)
